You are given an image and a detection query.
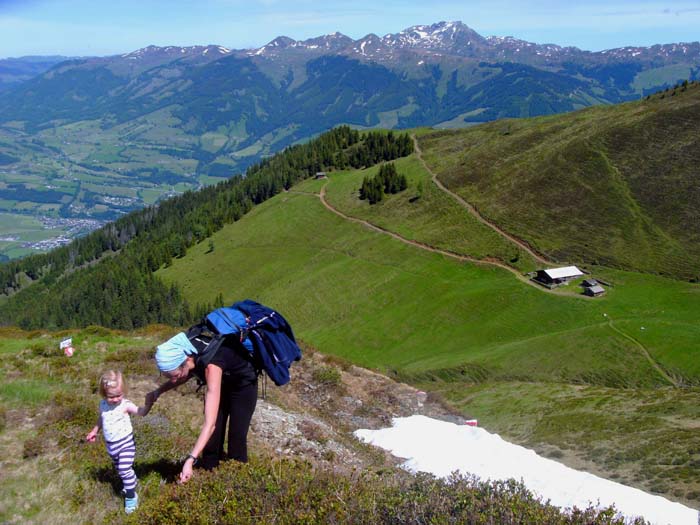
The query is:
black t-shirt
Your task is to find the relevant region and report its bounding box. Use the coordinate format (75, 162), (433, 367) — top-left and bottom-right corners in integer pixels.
(194, 336), (258, 388)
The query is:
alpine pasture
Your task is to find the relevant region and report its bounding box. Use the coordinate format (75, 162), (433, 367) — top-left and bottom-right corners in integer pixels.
(158, 139), (700, 505)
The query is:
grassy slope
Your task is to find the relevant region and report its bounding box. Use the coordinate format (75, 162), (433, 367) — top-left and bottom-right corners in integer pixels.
(321, 155), (538, 273)
(159, 169), (700, 385)
(157, 168), (700, 503)
(1, 327), (640, 525)
(418, 83), (700, 279)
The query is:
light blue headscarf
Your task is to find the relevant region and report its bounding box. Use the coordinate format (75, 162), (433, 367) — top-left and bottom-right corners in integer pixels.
(155, 332), (197, 372)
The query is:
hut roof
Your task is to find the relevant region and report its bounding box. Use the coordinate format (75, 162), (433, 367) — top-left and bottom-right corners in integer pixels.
(587, 285), (606, 295)
(542, 266), (583, 280)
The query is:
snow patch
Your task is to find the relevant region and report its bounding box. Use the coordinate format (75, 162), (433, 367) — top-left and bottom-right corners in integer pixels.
(355, 415), (698, 525)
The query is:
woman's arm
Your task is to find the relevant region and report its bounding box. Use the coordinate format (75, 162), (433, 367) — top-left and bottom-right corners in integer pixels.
(179, 364), (222, 484)
(145, 374), (189, 407)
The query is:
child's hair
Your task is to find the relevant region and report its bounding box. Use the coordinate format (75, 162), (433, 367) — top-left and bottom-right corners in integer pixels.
(98, 370), (127, 398)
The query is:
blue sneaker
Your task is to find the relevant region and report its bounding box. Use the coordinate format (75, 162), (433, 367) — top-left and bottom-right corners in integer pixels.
(124, 493), (138, 514)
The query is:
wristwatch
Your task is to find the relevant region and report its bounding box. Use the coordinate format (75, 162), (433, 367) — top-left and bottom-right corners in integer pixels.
(186, 454), (198, 465)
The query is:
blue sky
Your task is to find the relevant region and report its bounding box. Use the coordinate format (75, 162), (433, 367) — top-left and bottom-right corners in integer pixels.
(1, 0), (699, 58)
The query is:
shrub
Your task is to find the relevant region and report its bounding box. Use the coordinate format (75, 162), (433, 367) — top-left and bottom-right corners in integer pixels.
(47, 391), (97, 432)
(312, 365), (342, 387)
(29, 342), (53, 358)
(123, 455), (646, 525)
(23, 435), (45, 458)
(322, 353), (353, 371)
(104, 346), (155, 376)
(298, 419), (328, 444)
(82, 326), (115, 337)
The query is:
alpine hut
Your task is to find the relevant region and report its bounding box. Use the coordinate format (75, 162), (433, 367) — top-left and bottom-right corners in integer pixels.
(534, 266), (584, 287)
(584, 284), (606, 297)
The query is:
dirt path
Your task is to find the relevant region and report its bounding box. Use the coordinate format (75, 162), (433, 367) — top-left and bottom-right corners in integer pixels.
(411, 135), (555, 267)
(605, 316), (679, 387)
(311, 186), (583, 296)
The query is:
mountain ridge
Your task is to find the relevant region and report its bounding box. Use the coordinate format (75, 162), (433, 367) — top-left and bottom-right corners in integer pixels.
(0, 20), (698, 260)
(5, 21), (700, 81)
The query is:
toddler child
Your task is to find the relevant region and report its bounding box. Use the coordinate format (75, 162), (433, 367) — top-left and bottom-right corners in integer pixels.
(86, 370), (151, 514)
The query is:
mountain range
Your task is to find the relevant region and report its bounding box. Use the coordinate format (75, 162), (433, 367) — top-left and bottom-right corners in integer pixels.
(0, 21), (698, 252)
(0, 55), (68, 92)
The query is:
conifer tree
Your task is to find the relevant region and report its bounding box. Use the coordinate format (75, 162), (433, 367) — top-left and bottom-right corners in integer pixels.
(0, 125), (415, 329)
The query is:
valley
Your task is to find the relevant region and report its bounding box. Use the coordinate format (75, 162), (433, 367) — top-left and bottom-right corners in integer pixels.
(1, 21), (698, 261)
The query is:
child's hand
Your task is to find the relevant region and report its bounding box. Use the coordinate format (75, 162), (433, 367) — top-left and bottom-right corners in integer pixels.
(86, 429), (98, 442)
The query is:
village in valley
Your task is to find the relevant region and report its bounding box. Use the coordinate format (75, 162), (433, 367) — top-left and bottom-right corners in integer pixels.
(25, 216), (105, 251)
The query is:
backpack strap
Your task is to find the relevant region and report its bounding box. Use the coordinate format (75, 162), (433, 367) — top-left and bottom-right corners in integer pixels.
(186, 322), (226, 386)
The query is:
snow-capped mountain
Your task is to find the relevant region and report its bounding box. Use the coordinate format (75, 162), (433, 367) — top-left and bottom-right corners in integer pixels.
(120, 44), (231, 60)
(1, 20), (698, 154)
(251, 32), (354, 57)
(328, 21), (699, 65)
(93, 21), (700, 70)
(380, 21), (488, 55)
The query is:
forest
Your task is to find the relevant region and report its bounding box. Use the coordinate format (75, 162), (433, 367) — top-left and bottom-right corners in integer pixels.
(0, 127), (413, 329)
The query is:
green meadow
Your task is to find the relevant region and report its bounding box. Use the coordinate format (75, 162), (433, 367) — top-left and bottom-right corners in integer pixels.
(160, 161), (700, 383)
(319, 155), (538, 274)
(417, 84), (700, 280)
(158, 155), (700, 504)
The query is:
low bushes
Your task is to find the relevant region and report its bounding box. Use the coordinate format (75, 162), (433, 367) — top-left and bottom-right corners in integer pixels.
(124, 456), (645, 525)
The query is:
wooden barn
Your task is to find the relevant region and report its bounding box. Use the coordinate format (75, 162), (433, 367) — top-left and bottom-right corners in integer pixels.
(534, 266), (584, 286)
(584, 284), (606, 297)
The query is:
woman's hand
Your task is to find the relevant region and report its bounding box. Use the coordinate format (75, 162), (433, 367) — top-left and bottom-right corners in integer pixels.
(179, 457), (195, 484)
(145, 389), (159, 408)
(177, 364), (223, 485)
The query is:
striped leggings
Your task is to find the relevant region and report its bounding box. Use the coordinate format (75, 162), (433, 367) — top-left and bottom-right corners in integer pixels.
(106, 434), (137, 492)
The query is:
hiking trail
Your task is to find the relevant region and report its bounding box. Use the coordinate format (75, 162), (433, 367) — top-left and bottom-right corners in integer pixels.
(605, 315), (679, 387)
(307, 186), (582, 296)
(411, 134), (554, 267)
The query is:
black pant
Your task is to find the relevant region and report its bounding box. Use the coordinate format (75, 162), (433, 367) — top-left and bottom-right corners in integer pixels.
(200, 378), (257, 469)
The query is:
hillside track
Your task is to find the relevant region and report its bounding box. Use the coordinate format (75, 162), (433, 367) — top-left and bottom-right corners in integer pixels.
(308, 187), (585, 297)
(411, 135), (555, 268)
(605, 316), (680, 387)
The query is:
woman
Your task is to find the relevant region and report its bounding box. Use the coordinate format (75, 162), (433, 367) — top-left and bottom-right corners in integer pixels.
(146, 331), (258, 483)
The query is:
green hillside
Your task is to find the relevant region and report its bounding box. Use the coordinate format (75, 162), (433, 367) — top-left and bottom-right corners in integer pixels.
(0, 327), (639, 524)
(2, 94), (700, 507)
(159, 173), (700, 385)
(418, 81), (700, 280)
(157, 161), (700, 504)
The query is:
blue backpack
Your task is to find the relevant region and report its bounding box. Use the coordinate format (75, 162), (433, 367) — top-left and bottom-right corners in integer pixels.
(190, 300), (302, 387)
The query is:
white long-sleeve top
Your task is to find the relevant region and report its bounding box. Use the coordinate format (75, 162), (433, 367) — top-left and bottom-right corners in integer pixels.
(99, 399), (136, 442)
